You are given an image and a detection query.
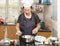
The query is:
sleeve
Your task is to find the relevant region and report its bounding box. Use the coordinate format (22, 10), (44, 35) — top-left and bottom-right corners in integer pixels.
(34, 14), (41, 24)
(17, 15), (21, 23)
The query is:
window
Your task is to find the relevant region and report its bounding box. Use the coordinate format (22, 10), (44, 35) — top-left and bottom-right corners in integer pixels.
(0, 0), (19, 24)
(6, 0), (19, 23)
(0, 0), (6, 19)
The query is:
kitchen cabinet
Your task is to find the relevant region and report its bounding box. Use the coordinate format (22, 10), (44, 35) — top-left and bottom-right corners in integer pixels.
(37, 31), (51, 38)
(0, 25), (19, 40)
(0, 25), (51, 40)
(0, 26), (4, 40)
(39, 0), (51, 5)
(34, 0), (52, 5)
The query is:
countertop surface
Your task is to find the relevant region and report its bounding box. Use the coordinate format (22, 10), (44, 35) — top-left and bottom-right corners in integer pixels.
(0, 44), (59, 46)
(0, 45), (59, 46)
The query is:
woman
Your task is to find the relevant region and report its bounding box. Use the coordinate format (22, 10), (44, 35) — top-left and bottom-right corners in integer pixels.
(16, 0), (41, 46)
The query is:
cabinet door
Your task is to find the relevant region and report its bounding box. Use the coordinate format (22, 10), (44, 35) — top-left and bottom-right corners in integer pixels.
(37, 32), (51, 38)
(0, 26), (19, 40)
(41, 0), (51, 4)
(7, 26), (19, 39)
(0, 26), (5, 40)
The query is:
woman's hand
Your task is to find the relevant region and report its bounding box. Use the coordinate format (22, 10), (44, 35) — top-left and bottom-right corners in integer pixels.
(16, 30), (22, 36)
(32, 23), (40, 34)
(32, 28), (38, 34)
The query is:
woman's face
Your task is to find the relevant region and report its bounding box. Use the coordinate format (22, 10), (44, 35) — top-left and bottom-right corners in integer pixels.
(24, 7), (31, 14)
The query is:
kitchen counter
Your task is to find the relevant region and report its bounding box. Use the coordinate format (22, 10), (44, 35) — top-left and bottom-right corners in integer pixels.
(0, 39), (59, 46)
(0, 44), (59, 46)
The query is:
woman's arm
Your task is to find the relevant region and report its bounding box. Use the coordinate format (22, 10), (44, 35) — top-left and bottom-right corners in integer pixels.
(16, 23), (20, 31)
(32, 14), (41, 34)
(16, 23), (22, 36)
(36, 23), (40, 31)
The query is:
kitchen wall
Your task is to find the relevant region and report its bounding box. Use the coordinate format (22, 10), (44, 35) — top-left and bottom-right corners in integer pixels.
(57, 0), (60, 42)
(44, 0), (57, 37)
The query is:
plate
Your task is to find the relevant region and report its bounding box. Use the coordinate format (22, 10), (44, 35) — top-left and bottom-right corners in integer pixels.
(35, 36), (46, 42)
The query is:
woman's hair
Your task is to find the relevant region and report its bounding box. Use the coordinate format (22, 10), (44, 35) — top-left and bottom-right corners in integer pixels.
(21, 6), (33, 9)
(20, 6), (36, 13)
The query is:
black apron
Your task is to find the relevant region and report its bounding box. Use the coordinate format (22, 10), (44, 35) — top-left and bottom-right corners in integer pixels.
(20, 13), (36, 35)
(19, 13), (36, 46)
